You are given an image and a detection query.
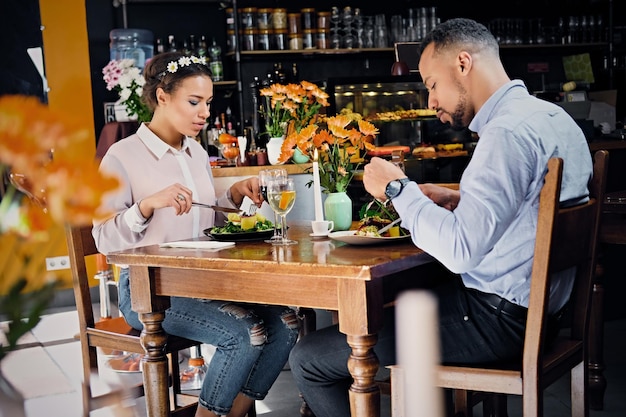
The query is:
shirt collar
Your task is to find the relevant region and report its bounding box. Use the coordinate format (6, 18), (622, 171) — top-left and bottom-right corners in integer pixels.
(469, 80), (527, 134)
(136, 123), (191, 159)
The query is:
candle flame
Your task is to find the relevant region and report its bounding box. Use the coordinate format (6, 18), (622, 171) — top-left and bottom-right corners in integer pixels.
(313, 148), (319, 162)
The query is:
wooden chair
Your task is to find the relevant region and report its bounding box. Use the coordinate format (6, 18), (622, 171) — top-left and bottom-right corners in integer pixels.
(432, 151), (609, 417)
(65, 224), (200, 417)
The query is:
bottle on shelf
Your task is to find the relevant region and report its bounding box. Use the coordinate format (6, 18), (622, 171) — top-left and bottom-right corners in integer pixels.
(167, 34), (178, 52)
(196, 35), (208, 58)
(155, 37), (165, 54)
(209, 38), (224, 81)
(225, 106), (237, 135)
(182, 39), (191, 56)
(250, 76), (267, 150)
(188, 34), (197, 54)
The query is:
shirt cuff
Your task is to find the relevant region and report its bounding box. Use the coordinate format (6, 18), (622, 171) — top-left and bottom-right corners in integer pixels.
(124, 202), (151, 233)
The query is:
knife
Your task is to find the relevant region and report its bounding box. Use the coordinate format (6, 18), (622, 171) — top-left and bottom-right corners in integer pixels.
(377, 218), (402, 235)
(191, 202), (242, 214)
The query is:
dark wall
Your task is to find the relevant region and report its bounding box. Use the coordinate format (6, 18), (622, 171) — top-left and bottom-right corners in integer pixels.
(0, 0), (45, 101)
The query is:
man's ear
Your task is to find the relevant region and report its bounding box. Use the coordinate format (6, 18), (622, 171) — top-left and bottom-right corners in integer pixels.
(457, 51), (472, 75)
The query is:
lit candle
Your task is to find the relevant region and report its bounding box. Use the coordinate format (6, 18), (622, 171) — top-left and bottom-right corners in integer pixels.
(312, 148), (324, 221)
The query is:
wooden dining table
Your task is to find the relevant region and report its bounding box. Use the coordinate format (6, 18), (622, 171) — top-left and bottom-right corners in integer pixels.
(107, 225), (436, 417)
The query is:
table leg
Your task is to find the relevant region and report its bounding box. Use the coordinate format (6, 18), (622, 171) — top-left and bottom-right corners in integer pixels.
(139, 311), (171, 417)
(347, 334), (380, 417)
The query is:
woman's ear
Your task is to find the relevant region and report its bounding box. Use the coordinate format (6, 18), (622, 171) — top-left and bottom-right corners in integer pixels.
(156, 87), (168, 105)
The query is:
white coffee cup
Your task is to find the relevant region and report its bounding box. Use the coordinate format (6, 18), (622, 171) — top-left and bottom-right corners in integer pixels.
(311, 220), (334, 235)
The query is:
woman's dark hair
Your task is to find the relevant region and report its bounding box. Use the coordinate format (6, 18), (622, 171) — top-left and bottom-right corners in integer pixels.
(419, 18), (499, 57)
(141, 51), (213, 111)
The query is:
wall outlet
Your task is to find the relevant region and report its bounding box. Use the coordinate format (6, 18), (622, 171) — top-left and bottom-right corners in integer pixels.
(46, 256), (70, 271)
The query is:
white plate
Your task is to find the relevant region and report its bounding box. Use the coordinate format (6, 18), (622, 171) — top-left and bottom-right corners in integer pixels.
(328, 230), (411, 246)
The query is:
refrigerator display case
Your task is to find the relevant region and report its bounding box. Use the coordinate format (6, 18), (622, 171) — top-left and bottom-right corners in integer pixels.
(326, 75), (472, 148)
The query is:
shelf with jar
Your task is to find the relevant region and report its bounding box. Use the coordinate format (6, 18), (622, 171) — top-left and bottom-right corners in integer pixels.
(227, 47), (394, 57)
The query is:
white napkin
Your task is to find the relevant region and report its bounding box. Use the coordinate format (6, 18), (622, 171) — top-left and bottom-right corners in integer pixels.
(159, 240), (235, 251)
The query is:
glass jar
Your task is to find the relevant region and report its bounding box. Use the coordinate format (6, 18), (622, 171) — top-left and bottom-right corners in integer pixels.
(301, 8), (316, 29)
(109, 28), (154, 69)
(289, 35), (303, 50)
(288, 13), (301, 36)
(258, 28), (272, 51)
(225, 8), (235, 31)
(273, 8), (287, 30)
(303, 28), (316, 49)
(242, 28), (258, 51)
(257, 8), (273, 30)
(273, 28), (288, 50)
(317, 29), (330, 49)
(240, 7), (258, 30)
(317, 11), (331, 31)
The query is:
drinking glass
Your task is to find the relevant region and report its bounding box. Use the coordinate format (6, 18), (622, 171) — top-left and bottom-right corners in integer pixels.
(220, 142), (239, 166)
(259, 168), (288, 243)
(267, 177), (297, 245)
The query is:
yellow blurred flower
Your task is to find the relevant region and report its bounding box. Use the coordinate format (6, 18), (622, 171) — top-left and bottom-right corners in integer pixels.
(0, 94), (121, 362)
(0, 95), (120, 238)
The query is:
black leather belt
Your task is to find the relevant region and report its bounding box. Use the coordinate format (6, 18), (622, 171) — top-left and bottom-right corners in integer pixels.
(468, 289), (528, 322)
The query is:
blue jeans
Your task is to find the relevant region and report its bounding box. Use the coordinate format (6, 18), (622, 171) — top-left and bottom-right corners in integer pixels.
(118, 268), (300, 415)
(288, 269), (526, 417)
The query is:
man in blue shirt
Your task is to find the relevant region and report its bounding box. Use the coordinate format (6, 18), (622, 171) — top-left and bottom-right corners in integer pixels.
(289, 18), (592, 417)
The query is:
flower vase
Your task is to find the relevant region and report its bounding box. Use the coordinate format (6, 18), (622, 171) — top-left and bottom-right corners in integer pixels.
(292, 148), (310, 164)
(267, 136), (285, 165)
(114, 100), (138, 122)
(324, 192), (353, 231)
(0, 370), (26, 417)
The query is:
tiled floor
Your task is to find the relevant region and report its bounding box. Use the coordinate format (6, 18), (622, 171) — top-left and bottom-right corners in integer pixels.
(1, 305), (625, 417)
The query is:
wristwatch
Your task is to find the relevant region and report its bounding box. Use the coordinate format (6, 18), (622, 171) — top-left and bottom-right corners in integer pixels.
(385, 177), (410, 201)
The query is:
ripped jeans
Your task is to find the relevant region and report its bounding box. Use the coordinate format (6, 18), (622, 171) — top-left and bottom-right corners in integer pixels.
(118, 268), (300, 415)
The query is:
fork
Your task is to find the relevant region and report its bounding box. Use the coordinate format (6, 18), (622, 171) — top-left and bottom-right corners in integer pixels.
(247, 203), (258, 216)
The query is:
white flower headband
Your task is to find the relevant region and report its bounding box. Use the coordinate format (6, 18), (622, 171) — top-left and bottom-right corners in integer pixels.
(160, 55), (208, 78)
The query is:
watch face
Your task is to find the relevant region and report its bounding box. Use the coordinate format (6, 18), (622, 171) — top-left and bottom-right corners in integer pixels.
(385, 178), (410, 200)
(385, 180), (402, 200)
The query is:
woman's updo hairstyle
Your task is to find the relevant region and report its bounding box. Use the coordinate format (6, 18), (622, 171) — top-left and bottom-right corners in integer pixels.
(141, 51), (213, 111)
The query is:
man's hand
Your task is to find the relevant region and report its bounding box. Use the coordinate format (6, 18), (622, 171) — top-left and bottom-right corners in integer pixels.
(363, 157), (407, 201)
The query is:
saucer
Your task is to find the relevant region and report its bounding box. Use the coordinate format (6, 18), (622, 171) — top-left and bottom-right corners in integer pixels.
(310, 232), (330, 238)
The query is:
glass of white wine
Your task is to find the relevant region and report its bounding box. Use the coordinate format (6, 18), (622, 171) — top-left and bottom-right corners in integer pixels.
(259, 168), (287, 243)
(267, 177), (297, 245)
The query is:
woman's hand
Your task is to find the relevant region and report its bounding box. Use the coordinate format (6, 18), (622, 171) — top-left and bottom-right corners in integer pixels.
(229, 177), (262, 208)
(138, 183), (193, 218)
(419, 183), (460, 211)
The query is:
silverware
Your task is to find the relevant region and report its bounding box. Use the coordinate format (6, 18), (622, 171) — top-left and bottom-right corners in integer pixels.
(377, 218), (402, 235)
(191, 202), (242, 213)
(192, 202), (258, 216)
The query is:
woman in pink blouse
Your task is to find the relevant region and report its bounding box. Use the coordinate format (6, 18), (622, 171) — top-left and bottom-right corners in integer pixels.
(93, 51), (300, 417)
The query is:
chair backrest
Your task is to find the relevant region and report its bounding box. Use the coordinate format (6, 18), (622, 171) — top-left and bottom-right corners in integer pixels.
(65, 224), (101, 333)
(524, 150), (608, 373)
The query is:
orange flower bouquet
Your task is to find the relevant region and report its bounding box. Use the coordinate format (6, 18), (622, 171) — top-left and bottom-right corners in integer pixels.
(259, 80), (330, 137)
(278, 113), (378, 193)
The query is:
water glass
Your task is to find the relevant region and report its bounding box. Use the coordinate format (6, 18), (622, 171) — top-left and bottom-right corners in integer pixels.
(267, 177), (297, 245)
(259, 168), (287, 243)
